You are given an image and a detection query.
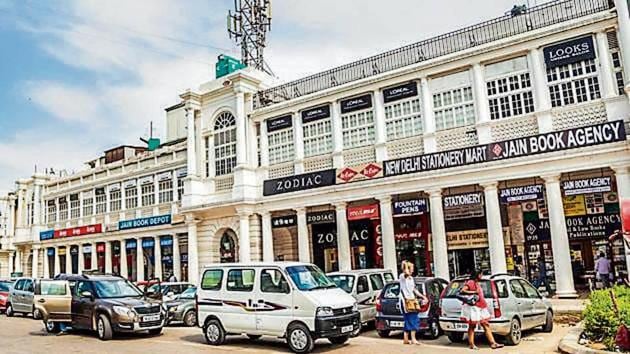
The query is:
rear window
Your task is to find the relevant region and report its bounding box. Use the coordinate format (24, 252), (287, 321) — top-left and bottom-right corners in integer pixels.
(201, 269), (223, 291)
(0, 281), (12, 292)
(369, 274), (385, 290)
(40, 281), (67, 296)
(444, 280), (492, 298)
(495, 280), (509, 298)
(329, 275), (355, 294)
(383, 273), (394, 283)
(382, 283), (400, 299)
(227, 269), (255, 292)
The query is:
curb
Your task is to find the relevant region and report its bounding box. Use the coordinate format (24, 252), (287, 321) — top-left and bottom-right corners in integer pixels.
(558, 323), (613, 354)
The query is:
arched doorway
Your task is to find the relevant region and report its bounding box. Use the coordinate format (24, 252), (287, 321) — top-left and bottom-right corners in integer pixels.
(219, 230), (237, 263)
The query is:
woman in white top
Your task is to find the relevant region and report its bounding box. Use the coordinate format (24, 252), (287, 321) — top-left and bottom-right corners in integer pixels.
(399, 261), (427, 345)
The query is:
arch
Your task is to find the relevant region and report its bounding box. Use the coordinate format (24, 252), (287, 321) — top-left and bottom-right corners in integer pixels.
(212, 111), (237, 176)
(218, 228), (238, 263)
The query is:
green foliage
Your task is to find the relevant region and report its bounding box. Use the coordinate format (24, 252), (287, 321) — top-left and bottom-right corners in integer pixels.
(582, 286), (630, 351)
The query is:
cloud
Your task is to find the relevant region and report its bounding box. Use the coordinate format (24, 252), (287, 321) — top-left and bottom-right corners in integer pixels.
(25, 81), (102, 124)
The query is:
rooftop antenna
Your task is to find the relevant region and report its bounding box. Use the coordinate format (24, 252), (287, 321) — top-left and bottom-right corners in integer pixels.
(140, 121), (161, 151)
(227, 0), (273, 75)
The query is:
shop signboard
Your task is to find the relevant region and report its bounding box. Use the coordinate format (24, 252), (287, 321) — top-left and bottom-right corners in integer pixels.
(139, 175), (154, 185)
(119, 214), (172, 231)
(82, 245), (92, 253)
(313, 227), (337, 247)
(124, 179), (137, 188)
(499, 185), (544, 203)
(392, 198), (428, 216)
(108, 183), (121, 192)
(157, 171), (172, 181)
(446, 228), (510, 250)
(340, 94), (372, 114)
(306, 210), (336, 224)
(126, 239), (137, 249)
(543, 36), (595, 68)
(301, 104), (331, 124)
(382, 81), (418, 103)
(263, 169), (336, 196)
(563, 195), (587, 216)
(70, 247), (79, 255)
(47, 248), (55, 256)
(336, 162), (383, 184)
(272, 215), (297, 228)
(142, 238), (155, 248)
(444, 192), (485, 220)
(53, 224), (102, 238)
(266, 114), (293, 132)
(566, 214), (621, 240)
(96, 243), (105, 253)
(176, 167), (187, 178)
(347, 204), (380, 221)
(562, 177), (612, 196)
(40, 230), (54, 241)
(160, 237), (173, 246)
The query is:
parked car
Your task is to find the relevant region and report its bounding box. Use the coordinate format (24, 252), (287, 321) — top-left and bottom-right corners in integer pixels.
(197, 262), (360, 353)
(0, 279), (13, 313)
(328, 269), (395, 326)
(34, 280), (73, 333)
(54, 273), (166, 340)
(6, 277), (36, 317)
(147, 282), (195, 302)
(164, 286), (197, 326)
(439, 274), (554, 345)
(375, 276), (448, 339)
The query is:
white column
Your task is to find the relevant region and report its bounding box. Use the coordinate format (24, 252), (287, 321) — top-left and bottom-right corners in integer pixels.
(65, 246), (72, 274)
(528, 48), (553, 132)
(260, 211), (274, 262)
(154, 236), (162, 280)
(235, 91), (248, 166)
(105, 241), (112, 273)
(331, 101), (344, 168)
(136, 239), (145, 282)
(614, 0), (630, 88)
(429, 189), (450, 281)
(31, 246), (39, 278)
(260, 121), (270, 168)
(15, 188), (24, 228)
(373, 89), (388, 161)
(54, 246), (60, 276)
(482, 183), (508, 274)
(8, 252), (14, 276)
(473, 64), (492, 144)
(421, 77), (437, 153)
(120, 241), (128, 279)
(238, 212), (251, 262)
(596, 31), (617, 99)
(78, 246), (84, 274)
(296, 208), (311, 263)
(377, 195), (397, 276)
(186, 219), (199, 285)
(15, 249), (22, 273)
(543, 175), (577, 298)
(294, 114), (305, 174)
(186, 105), (198, 177)
(91, 244), (97, 270)
(334, 202), (351, 271)
(172, 235), (181, 281)
(42, 249), (49, 278)
(33, 183), (42, 225)
(613, 165), (630, 282)
(247, 117), (259, 169)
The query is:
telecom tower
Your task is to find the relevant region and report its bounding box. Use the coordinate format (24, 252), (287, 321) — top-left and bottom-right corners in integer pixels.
(227, 0), (273, 75)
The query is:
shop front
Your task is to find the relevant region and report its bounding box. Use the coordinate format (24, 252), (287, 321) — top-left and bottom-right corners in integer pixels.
(308, 210), (338, 272)
(58, 247), (67, 274)
(111, 241), (121, 275)
(46, 248), (54, 278)
(347, 203), (383, 270)
(141, 238), (155, 279)
(392, 196), (431, 276)
(96, 242), (106, 273)
(178, 234), (188, 281)
(125, 239), (137, 281)
(271, 214), (298, 262)
(69, 246), (79, 274)
(82, 244), (92, 271)
(160, 236), (174, 278)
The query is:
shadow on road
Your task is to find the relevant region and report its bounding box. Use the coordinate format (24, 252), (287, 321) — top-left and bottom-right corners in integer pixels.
(178, 333), (350, 353)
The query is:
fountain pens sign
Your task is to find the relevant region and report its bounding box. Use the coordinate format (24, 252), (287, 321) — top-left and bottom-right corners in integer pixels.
(543, 36), (595, 68)
(119, 214), (172, 231)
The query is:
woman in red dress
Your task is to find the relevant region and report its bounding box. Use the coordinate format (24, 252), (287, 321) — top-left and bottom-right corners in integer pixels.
(460, 270), (504, 350)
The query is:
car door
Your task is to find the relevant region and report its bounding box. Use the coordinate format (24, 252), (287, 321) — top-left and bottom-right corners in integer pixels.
(509, 279), (534, 329)
(519, 279), (547, 327)
(367, 274), (385, 322)
(355, 275), (371, 322)
(379, 283), (403, 329)
(10, 280), (24, 312)
(255, 268), (292, 335)
(72, 281), (95, 329)
(223, 268), (257, 333)
(37, 280), (72, 322)
(22, 279), (35, 314)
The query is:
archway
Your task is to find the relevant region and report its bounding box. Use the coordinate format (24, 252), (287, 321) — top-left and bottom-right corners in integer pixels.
(219, 229), (238, 263)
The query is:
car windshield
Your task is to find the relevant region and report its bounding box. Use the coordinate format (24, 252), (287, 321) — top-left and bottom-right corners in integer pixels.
(40, 281), (67, 295)
(180, 286), (196, 299)
(147, 284), (163, 293)
(0, 281), (12, 292)
(328, 275), (355, 294)
(286, 265), (336, 291)
(94, 279), (143, 298)
(444, 279), (493, 298)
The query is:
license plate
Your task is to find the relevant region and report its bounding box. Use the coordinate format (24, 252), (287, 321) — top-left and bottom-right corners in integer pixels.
(341, 325), (353, 333)
(143, 314), (160, 322)
(389, 321), (404, 328)
(454, 322), (479, 331)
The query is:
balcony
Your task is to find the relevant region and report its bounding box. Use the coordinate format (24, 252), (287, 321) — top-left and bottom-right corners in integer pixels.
(253, 0), (613, 108)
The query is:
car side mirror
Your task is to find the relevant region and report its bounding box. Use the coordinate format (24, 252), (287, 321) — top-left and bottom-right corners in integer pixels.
(80, 291), (93, 299)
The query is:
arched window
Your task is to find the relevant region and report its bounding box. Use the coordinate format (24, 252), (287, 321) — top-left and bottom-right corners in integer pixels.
(211, 112), (237, 176)
(219, 231), (236, 263)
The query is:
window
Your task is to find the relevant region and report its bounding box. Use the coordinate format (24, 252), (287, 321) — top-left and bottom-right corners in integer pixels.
(547, 59), (600, 107)
(23, 279), (34, 293)
(509, 279), (527, 298)
(487, 74), (534, 119)
(213, 112), (237, 176)
(59, 199), (68, 221)
(95, 189), (106, 214)
(433, 87), (475, 130)
(82, 193), (93, 217)
(177, 178), (185, 201)
(13, 279), (24, 291)
(47, 201), (56, 223)
(70, 195), (80, 219)
(608, 31), (625, 95)
(268, 128), (295, 164)
(158, 179), (173, 204)
(260, 269), (290, 293)
(201, 269), (223, 290)
(329, 275), (355, 294)
(303, 119), (333, 157)
(384, 273), (394, 283)
(226, 269), (255, 292)
(141, 183), (154, 207)
(40, 281), (67, 296)
(75, 281), (93, 297)
(27, 203), (33, 225)
(494, 279), (509, 298)
(383, 283), (400, 299)
(342, 109), (375, 149)
(125, 184), (137, 209)
(369, 274), (385, 291)
(384, 97), (423, 140)
(109, 189), (121, 212)
(356, 276), (369, 294)
(519, 280), (541, 299)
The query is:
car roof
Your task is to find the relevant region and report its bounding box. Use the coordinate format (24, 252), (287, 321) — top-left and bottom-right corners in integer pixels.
(55, 273), (125, 281)
(328, 269), (393, 276)
(157, 282), (193, 286)
(202, 261), (311, 269)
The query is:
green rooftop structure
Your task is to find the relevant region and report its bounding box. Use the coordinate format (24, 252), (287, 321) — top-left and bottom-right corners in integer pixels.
(215, 54), (246, 79)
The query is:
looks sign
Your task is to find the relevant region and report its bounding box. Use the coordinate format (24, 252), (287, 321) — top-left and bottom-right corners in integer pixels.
(543, 36), (595, 68)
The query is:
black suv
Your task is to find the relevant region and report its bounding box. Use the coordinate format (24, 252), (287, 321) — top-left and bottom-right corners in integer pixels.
(54, 273), (165, 340)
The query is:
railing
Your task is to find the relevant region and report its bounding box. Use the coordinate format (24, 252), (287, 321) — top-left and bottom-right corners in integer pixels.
(254, 0), (613, 108)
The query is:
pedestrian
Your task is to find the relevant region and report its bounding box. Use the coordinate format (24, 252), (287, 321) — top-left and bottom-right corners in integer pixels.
(460, 269), (504, 350)
(532, 255), (552, 295)
(594, 252), (611, 289)
(399, 261), (427, 345)
(167, 273), (177, 282)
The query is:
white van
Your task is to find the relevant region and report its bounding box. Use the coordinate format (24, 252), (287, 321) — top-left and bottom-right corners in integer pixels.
(196, 262), (360, 353)
(327, 269), (395, 326)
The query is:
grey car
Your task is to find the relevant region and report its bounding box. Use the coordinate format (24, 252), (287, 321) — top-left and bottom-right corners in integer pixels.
(164, 286), (197, 327)
(439, 274), (553, 345)
(6, 277), (36, 318)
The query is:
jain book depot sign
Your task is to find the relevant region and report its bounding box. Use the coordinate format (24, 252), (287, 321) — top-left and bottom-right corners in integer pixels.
(119, 214), (172, 231)
(543, 36), (596, 68)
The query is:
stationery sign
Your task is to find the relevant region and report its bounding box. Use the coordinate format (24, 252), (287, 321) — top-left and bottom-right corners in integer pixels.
(392, 198), (428, 216)
(301, 104), (331, 124)
(119, 214), (172, 231)
(543, 36), (595, 68)
(263, 169), (336, 196)
(272, 215), (297, 228)
(340, 94), (372, 113)
(266, 114), (293, 132)
(443, 192), (483, 208)
(562, 177), (612, 196)
(382, 81), (418, 103)
(499, 185), (544, 203)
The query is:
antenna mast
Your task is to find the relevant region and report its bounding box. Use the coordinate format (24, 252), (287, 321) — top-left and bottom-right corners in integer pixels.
(227, 0), (273, 74)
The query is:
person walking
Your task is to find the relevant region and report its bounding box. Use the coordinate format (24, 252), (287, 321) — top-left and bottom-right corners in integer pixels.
(532, 255), (552, 295)
(594, 252), (611, 289)
(460, 270), (504, 350)
(399, 261), (427, 345)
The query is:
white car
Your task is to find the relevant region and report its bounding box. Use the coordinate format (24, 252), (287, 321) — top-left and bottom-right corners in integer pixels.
(196, 262), (360, 353)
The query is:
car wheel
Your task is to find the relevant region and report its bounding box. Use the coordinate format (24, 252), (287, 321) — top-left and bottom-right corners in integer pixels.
(204, 319), (226, 346)
(44, 321), (61, 334)
(541, 311), (553, 333)
(286, 323), (314, 354)
(33, 308), (42, 320)
(426, 318), (440, 339)
(447, 331), (465, 343)
(5, 303), (14, 317)
(148, 328), (162, 336)
(504, 318), (522, 345)
(247, 334), (262, 340)
(97, 314), (113, 341)
(376, 330), (390, 338)
(183, 310), (197, 327)
(328, 335), (349, 345)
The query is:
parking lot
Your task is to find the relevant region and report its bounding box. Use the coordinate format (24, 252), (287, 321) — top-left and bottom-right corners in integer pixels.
(0, 315), (571, 354)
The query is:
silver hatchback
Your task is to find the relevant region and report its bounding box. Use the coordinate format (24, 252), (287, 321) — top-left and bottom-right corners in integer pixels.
(439, 274), (553, 345)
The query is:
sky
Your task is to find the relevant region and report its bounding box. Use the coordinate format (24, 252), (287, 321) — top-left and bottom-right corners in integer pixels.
(0, 0), (525, 193)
